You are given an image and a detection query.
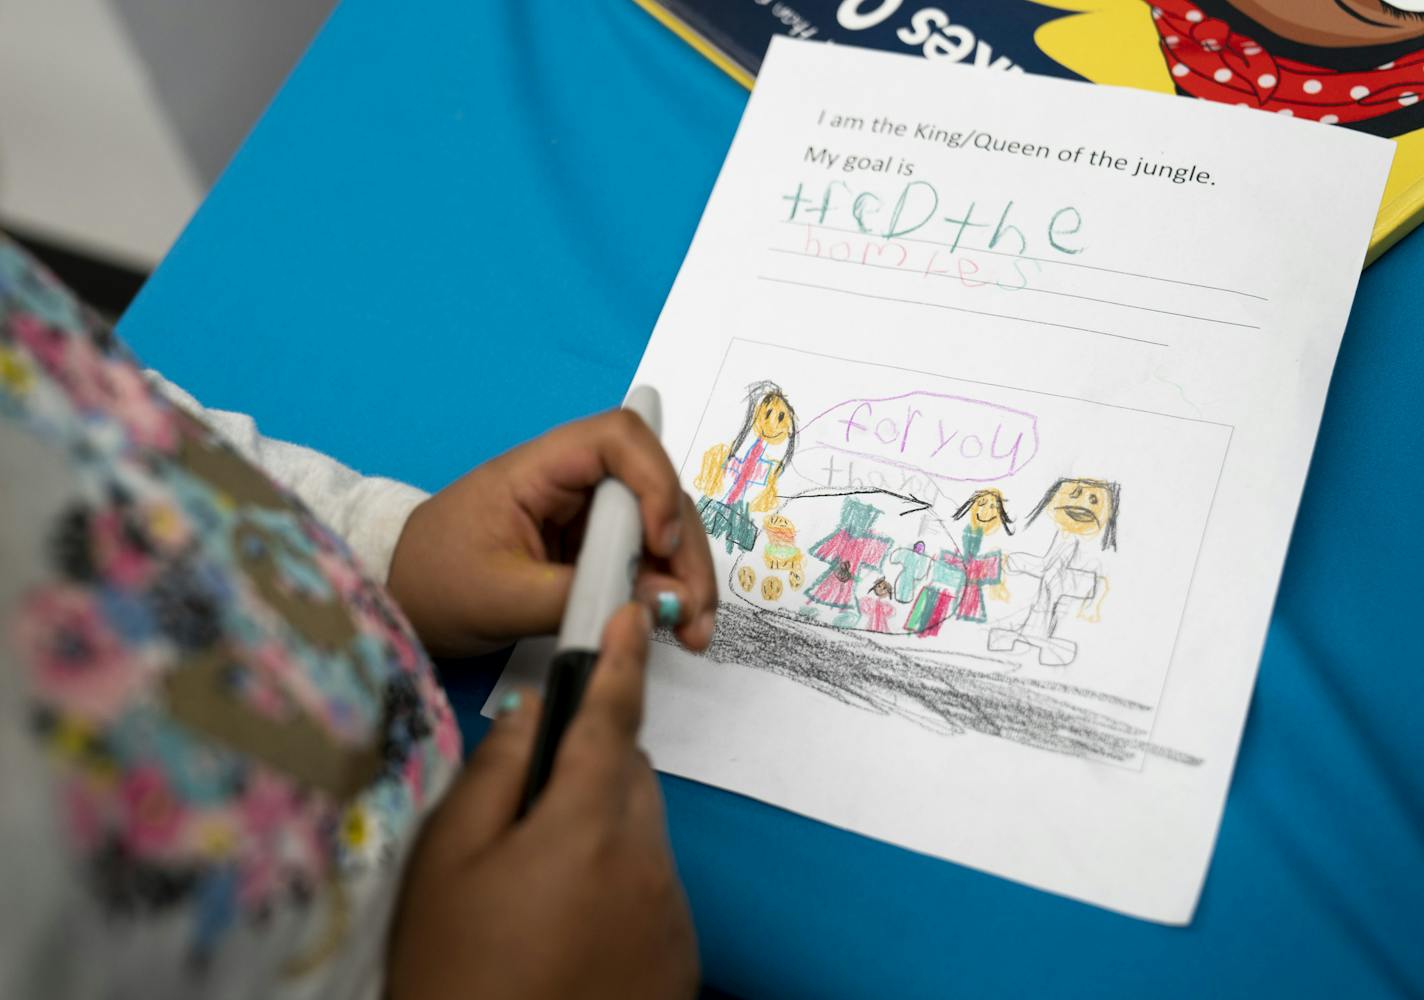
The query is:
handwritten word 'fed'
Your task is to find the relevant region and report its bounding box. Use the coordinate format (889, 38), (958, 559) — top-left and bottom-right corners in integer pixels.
(801, 391), (1039, 484)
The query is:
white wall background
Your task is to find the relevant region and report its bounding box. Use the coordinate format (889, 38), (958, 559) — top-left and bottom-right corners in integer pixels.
(0, 0), (337, 268)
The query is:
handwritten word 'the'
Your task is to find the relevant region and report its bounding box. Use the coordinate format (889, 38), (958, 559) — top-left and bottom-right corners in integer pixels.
(783, 178), (1087, 258)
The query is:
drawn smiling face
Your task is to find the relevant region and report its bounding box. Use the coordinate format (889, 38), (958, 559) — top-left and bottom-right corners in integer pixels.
(1050, 479), (1113, 538)
(753, 393), (793, 445)
(971, 491), (1005, 534)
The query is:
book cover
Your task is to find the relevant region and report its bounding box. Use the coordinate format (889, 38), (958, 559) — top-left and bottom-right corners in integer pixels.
(632, 0), (1424, 262)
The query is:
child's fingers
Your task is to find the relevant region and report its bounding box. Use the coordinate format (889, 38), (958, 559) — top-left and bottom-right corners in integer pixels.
(571, 602), (650, 750)
(533, 410), (686, 560)
(422, 689), (542, 859)
(632, 494), (718, 650)
(633, 571), (691, 629)
(666, 492), (717, 650)
(474, 538), (711, 648)
(545, 604), (651, 812)
(467, 556), (575, 641)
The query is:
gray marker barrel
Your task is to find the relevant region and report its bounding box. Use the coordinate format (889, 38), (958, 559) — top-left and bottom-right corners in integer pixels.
(554, 384), (662, 653)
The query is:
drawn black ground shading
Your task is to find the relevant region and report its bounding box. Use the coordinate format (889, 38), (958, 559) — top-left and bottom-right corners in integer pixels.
(661, 599), (1202, 766)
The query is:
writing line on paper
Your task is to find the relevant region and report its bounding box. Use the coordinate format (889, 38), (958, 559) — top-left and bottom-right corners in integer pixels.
(780, 221), (1270, 301)
(765, 249), (1262, 329)
(757, 276), (1174, 348)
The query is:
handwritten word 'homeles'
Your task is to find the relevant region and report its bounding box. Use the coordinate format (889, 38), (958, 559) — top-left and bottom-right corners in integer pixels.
(800, 391), (1039, 484)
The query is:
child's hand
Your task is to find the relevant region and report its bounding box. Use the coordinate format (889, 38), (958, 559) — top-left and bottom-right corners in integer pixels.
(388, 604), (698, 1000)
(387, 409), (718, 655)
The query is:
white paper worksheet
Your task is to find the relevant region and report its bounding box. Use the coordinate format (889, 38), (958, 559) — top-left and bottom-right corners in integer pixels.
(489, 37), (1393, 923)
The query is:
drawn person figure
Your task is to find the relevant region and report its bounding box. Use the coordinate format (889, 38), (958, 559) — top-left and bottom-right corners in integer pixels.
(988, 477), (1120, 667)
(694, 380), (797, 553)
(944, 489), (1013, 624)
(805, 498), (892, 617)
(888, 540), (934, 603)
(859, 578), (897, 633)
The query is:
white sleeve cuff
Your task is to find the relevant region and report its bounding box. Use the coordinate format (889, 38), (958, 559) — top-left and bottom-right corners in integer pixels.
(146, 371), (428, 582)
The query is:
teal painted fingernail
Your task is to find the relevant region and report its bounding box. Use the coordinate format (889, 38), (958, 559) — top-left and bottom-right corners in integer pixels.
(655, 591), (682, 628)
(496, 690), (523, 716)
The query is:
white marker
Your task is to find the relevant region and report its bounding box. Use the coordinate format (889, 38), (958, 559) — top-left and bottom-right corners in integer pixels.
(519, 385), (661, 813)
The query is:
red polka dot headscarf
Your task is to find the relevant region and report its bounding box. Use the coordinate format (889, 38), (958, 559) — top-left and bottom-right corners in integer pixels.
(1149, 0), (1424, 125)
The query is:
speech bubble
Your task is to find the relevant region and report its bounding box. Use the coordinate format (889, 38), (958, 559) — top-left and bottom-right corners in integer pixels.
(798, 391), (1039, 486)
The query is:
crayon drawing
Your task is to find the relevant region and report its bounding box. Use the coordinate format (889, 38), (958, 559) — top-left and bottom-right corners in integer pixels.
(676, 339), (1231, 767)
(694, 380), (796, 554)
(988, 478), (1118, 666)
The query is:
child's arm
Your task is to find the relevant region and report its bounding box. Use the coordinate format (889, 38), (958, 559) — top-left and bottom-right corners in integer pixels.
(750, 466), (780, 512)
(1078, 573), (1110, 623)
(149, 372), (426, 585)
(151, 375), (721, 659)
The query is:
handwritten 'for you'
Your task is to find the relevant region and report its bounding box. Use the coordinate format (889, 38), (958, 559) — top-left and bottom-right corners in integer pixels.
(800, 391), (1039, 484)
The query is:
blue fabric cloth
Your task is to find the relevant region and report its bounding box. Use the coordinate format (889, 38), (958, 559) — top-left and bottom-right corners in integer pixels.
(117, 1), (1424, 995)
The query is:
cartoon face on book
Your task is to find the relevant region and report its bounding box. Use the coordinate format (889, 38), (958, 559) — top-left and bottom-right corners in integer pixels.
(1230, 0), (1424, 47)
(1027, 1), (1424, 138)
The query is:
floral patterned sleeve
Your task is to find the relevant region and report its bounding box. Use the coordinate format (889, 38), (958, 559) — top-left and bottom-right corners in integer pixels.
(0, 237), (461, 1000)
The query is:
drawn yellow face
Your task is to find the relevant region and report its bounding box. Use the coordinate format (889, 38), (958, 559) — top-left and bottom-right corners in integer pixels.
(761, 577), (783, 601)
(1050, 480), (1112, 538)
(753, 393), (793, 445)
(737, 566), (756, 592)
(971, 491), (1005, 535)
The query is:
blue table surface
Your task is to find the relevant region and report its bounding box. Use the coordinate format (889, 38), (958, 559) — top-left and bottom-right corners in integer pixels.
(118, 2), (1424, 996)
